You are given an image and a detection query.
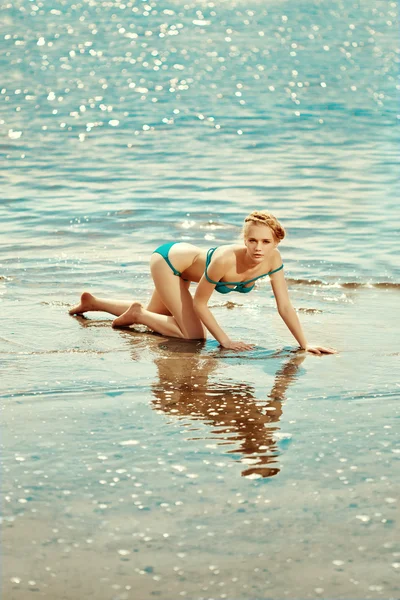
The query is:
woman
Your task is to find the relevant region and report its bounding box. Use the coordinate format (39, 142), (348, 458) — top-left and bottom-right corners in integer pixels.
(69, 210), (336, 355)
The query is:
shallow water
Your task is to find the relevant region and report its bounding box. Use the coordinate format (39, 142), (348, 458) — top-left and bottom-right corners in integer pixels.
(1, 0), (399, 598)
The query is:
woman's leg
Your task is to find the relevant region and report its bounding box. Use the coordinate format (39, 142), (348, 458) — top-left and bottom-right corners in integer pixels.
(146, 289), (172, 316)
(112, 256), (206, 340)
(69, 287), (174, 318)
(69, 292), (133, 317)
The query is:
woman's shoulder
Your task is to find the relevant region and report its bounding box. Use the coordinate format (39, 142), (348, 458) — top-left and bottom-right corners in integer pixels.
(267, 248), (284, 275)
(270, 248), (283, 266)
(212, 244), (241, 263)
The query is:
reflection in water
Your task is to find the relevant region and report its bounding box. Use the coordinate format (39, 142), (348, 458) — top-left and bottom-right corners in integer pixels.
(151, 341), (305, 478)
(72, 318), (305, 478)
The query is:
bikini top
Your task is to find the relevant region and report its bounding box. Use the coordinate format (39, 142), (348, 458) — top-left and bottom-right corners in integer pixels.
(204, 247), (284, 294)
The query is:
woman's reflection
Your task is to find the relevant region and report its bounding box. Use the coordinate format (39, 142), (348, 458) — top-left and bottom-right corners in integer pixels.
(151, 342), (305, 478)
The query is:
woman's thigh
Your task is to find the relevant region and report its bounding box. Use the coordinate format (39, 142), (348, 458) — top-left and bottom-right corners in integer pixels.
(150, 255), (206, 339)
(146, 289), (172, 316)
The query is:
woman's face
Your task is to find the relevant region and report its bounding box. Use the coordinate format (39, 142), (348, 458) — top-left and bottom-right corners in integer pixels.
(244, 223), (277, 263)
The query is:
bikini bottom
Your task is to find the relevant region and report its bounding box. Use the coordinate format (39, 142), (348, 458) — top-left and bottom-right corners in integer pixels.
(152, 242), (188, 280)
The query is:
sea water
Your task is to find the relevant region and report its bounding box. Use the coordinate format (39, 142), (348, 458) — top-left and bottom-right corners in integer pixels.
(1, 1), (399, 598)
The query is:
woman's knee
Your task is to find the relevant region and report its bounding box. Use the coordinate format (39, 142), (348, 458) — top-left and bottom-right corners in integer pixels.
(179, 321), (206, 340)
(182, 333), (206, 341)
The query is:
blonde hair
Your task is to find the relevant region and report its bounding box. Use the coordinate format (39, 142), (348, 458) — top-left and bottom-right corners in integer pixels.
(243, 210), (286, 242)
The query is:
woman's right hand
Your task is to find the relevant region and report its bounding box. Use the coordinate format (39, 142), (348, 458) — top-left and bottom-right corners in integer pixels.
(220, 339), (255, 351)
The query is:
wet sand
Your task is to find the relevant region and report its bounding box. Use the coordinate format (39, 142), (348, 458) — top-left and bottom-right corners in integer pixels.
(2, 288), (399, 600)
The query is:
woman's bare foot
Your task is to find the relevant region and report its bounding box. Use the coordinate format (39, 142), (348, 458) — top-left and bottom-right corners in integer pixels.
(69, 292), (97, 315)
(112, 302), (143, 328)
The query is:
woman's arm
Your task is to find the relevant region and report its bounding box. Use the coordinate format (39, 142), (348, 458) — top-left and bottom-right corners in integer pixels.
(193, 254), (253, 351)
(270, 264), (336, 355)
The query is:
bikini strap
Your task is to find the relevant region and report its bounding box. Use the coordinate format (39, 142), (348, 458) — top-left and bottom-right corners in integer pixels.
(240, 272), (268, 285)
(237, 263), (285, 285)
(164, 255), (182, 277)
(268, 264), (284, 276)
(204, 247), (220, 285)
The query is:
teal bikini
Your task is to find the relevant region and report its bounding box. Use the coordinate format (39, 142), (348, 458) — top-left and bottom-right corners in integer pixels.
(153, 242), (284, 294)
(153, 242), (184, 277)
(204, 247), (284, 294)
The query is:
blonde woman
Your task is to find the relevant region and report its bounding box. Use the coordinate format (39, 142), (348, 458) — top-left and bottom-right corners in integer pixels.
(69, 210), (336, 355)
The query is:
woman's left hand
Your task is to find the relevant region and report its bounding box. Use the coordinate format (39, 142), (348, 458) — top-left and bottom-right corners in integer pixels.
(305, 344), (337, 355)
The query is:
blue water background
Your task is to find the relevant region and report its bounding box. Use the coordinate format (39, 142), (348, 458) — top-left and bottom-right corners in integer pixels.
(1, 1), (399, 599)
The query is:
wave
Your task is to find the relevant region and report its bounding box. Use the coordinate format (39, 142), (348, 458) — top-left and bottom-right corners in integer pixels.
(210, 300), (243, 309)
(287, 278), (400, 289)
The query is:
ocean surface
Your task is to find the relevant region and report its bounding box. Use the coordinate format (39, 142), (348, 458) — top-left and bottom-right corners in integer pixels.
(1, 0), (399, 598)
